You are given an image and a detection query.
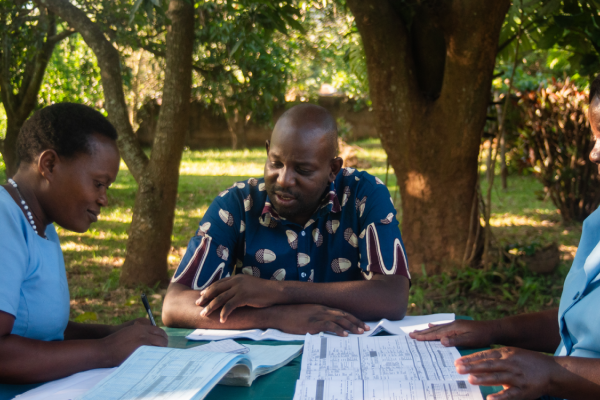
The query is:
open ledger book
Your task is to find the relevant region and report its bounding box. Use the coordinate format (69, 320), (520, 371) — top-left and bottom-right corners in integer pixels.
(293, 334), (483, 400)
(17, 343), (302, 400)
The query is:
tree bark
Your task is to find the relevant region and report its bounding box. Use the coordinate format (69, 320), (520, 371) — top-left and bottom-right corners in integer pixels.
(37, 0), (194, 287)
(120, 0), (194, 286)
(346, 0), (510, 274)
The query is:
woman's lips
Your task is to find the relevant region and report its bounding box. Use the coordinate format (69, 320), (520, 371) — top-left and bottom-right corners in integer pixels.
(87, 210), (98, 222)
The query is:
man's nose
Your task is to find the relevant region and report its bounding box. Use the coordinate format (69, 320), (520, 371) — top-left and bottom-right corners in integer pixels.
(277, 166), (295, 188)
(590, 141), (600, 164)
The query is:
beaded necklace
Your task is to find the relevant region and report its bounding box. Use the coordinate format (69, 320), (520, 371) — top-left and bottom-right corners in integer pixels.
(7, 178), (45, 238)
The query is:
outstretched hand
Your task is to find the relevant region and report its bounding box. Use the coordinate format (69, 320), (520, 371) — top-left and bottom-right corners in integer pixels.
(455, 347), (556, 400)
(196, 274), (283, 322)
(409, 319), (498, 348)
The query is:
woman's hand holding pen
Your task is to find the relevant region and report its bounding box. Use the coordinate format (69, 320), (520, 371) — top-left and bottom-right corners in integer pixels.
(100, 319), (168, 367)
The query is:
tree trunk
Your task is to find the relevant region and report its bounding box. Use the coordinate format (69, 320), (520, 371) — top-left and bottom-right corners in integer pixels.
(2, 116), (26, 177)
(39, 0), (194, 287)
(347, 0), (510, 274)
(120, 0), (194, 286)
(500, 130), (507, 190)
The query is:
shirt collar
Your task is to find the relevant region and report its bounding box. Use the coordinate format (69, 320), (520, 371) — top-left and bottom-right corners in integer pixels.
(260, 182), (341, 224)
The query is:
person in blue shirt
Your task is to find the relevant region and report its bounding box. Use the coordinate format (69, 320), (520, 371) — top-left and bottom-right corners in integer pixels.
(163, 104), (411, 336)
(410, 76), (600, 400)
(0, 103), (167, 389)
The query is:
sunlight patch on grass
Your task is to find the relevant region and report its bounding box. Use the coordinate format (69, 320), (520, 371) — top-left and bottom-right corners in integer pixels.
(61, 241), (99, 252)
(490, 211), (560, 227)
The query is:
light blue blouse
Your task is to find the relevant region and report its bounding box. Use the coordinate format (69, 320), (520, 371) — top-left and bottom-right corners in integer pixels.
(0, 186), (70, 341)
(556, 207), (600, 358)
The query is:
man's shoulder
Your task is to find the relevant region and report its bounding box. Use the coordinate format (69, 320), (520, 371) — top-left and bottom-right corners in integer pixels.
(334, 168), (387, 195)
(209, 177), (268, 216)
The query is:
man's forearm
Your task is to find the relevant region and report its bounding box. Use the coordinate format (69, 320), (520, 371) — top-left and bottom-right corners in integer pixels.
(494, 308), (560, 352)
(163, 283), (279, 329)
(275, 275), (409, 321)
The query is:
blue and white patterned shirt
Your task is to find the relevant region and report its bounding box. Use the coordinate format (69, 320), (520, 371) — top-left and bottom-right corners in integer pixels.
(172, 167), (410, 289)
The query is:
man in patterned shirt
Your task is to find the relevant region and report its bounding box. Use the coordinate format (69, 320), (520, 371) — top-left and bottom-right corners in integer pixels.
(163, 104), (410, 336)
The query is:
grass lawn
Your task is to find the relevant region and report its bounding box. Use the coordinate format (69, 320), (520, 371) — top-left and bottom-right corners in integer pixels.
(0, 139), (581, 325)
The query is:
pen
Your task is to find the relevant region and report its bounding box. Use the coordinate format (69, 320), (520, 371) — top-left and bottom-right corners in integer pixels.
(141, 293), (157, 326)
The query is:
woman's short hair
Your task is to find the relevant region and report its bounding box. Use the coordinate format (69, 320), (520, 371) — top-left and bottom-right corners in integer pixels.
(17, 103), (118, 165)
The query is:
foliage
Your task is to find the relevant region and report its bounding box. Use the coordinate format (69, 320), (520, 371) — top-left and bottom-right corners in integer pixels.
(40, 33), (104, 109)
(516, 79), (599, 222)
(191, 1), (299, 128)
(282, 1), (369, 104)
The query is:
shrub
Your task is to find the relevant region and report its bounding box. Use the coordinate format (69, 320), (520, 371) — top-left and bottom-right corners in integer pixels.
(517, 79), (600, 222)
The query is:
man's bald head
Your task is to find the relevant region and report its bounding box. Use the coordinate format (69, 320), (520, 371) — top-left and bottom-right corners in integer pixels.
(272, 104), (338, 158)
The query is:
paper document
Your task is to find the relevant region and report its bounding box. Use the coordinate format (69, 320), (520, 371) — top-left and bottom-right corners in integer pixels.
(15, 369), (115, 400)
(189, 339), (249, 354)
(293, 380), (483, 400)
(300, 335), (462, 381)
(186, 314), (455, 342)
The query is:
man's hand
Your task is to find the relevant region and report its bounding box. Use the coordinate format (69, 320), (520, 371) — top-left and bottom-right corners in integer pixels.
(455, 347), (556, 400)
(108, 317), (153, 335)
(100, 319), (168, 366)
(196, 275), (283, 322)
(272, 304), (368, 336)
(409, 320), (499, 348)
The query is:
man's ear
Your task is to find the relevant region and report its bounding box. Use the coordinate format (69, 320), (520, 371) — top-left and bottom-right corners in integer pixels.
(329, 157), (343, 181)
(37, 150), (60, 181)
(265, 140), (270, 155)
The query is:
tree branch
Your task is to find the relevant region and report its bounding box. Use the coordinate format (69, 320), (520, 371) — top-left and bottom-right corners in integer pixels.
(35, 0), (149, 182)
(47, 28), (76, 45)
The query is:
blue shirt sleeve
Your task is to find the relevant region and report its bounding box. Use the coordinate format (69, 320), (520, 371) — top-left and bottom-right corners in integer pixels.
(172, 185), (245, 290)
(0, 196), (29, 318)
(356, 176), (410, 280)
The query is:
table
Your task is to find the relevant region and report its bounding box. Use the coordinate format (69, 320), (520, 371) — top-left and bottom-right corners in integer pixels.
(1, 325), (502, 400)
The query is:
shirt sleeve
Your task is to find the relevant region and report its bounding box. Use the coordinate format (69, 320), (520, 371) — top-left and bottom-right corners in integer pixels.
(0, 201), (29, 318)
(171, 186), (244, 290)
(357, 177), (410, 281)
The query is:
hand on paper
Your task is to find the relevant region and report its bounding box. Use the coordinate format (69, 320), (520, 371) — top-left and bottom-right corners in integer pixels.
(274, 304), (367, 336)
(455, 347), (555, 400)
(101, 319), (168, 366)
(409, 319), (497, 348)
(196, 274), (282, 322)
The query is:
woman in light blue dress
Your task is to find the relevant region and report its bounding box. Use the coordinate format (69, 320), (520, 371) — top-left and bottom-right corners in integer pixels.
(0, 103), (167, 395)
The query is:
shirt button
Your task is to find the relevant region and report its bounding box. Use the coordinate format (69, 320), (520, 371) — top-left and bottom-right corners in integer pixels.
(301, 272), (307, 278)
(573, 292), (580, 300)
(301, 231), (306, 237)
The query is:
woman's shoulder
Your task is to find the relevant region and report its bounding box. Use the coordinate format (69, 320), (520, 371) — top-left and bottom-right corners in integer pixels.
(0, 186), (26, 226)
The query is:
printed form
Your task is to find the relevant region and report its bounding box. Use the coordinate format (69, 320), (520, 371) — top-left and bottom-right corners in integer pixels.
(295, 335), (483, 400)
(294, 380), (483, 400)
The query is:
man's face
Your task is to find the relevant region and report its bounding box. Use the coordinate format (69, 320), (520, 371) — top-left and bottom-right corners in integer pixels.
(264, 126), (337, 225)
(589, 96), (600, 173)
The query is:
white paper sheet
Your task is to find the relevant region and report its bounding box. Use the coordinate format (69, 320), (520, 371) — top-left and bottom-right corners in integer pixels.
(293, 380), (483, 400)
(299, 335), (462, 381)
(189, 339), (249, 354)
(79, 346), (242, 400)
(186, 314), (455, 342)
(14, 369), (115, 400)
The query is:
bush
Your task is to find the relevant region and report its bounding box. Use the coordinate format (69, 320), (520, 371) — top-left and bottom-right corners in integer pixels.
(517, 79), (600, 222)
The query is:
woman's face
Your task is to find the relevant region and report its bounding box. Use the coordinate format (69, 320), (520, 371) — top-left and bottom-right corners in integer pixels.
(42, 133), (120, 233)
(589, 96), (600, 170)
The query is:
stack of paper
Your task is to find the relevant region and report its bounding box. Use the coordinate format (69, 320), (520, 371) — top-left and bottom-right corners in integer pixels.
(293, 334), (483, 400)
(186, 313), (455, 342)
